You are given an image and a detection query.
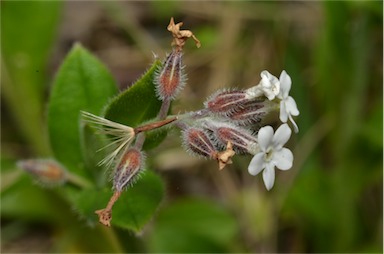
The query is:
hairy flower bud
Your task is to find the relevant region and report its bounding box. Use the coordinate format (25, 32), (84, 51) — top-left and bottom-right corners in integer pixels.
(182, 127), (218, 159)
(226, 100), (266, 126)
(113, 148), (145, 191)
(205, 122), (258, 154)
(17, 159), (67, 186)
(204, 89), (249, 116)
(155, 50), (186, 100)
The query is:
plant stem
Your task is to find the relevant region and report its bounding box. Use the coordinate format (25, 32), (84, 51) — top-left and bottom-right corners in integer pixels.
(134, 133), (146, 150)
(133, 97), (173, 150)
(135, 117), (177, 133)
(66, 172), (93, 189)
(157, 98), (171, 120)
(95, 191), (122, 227)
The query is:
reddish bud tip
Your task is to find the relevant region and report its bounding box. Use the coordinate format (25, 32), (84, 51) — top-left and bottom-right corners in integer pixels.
(204, 89), (249, 115)
(182, 127), (218, 159)
(155, 50), (186, 100)
(113, 148), (144, 191)
(17, 159), (67, 186)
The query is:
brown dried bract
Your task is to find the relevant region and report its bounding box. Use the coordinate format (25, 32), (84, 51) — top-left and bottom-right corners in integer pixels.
(95, 191), (121, 227)
(95, 209), (112, 227)
(215, 142), (236, 170)
(168, 17), (201, 50)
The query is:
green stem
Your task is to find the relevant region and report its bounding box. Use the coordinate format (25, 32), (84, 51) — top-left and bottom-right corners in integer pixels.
(66, 172), (93, 189)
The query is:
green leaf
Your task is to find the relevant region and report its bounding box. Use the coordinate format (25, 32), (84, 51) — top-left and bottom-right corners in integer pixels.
(103, 60), (167, 150)
(1, 175), (69, 223)
(80, 124), (110, 187)
(1, 1), (62, 155)
(142, 128), (168, 150)
(148, 198), (238, 253)
(48, 43), (118, 177)
(72, 170), (164, 232)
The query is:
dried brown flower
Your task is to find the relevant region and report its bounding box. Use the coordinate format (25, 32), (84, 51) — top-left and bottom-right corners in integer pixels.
(215, 142), (236, 170)
(167, 17), (201, 50)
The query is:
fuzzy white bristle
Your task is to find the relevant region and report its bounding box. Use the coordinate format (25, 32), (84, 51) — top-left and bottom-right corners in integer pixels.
(81, 111), (136, 168)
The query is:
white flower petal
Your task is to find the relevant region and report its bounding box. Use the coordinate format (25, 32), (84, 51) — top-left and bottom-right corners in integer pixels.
(279, 70), (291, 98)
(272, 124), (292, 148)
(248, 153), (265, 176)
(286, 96), (300, 116)
(279, 101), (289, 123)
(264, 90), (276, 101)
(262, 163), (275, 190)
(257, 126), (274, 150)
(289, 114), (299, 133)
(260, 70), (269, 82)
(273, 147), (293, 170)
(261, 70), (278, 86)
(260, 71), (280, 100)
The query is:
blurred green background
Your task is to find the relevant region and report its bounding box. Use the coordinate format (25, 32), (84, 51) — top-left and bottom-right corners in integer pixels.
(1, 1), (382, 253)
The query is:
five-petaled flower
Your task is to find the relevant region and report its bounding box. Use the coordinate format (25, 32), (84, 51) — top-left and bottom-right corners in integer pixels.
(248, 123), (293, 190)
(259, 70), (281, 100)
(245, 70), (280, 101)
(277, 71), (300, 133)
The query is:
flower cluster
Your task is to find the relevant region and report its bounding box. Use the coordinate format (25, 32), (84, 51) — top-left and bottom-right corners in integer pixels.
(176, 69), (299, 190)
(80, 18), (300, 226)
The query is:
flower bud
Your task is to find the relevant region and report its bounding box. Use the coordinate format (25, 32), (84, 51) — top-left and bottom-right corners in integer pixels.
(17, 159), (67, 186)
(226, 100), (265, 126)
(182, 127), (218, 159)
(204, 89), (250, 116)
(205, 122), (258, 154)
(155, 50), (186, 100)
(113, 148), (145, 191)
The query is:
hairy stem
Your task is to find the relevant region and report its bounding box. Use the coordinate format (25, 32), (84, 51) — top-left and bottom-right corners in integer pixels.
(157, 98), (171, 120)
(135, 117), (177, 133)
(134, 132), (146, 150)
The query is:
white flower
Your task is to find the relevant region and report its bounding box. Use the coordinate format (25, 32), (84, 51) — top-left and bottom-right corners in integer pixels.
(81, 111), (135, 168)
(259, 70), (280, 100)
(248, 124), (293, 190)
(245, 70), (280, 100)
(277, 71), (300, 133)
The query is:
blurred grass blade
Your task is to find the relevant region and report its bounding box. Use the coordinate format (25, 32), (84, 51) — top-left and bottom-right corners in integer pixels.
(1, 1), (62, 155)
(48, 43), (118, 177)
